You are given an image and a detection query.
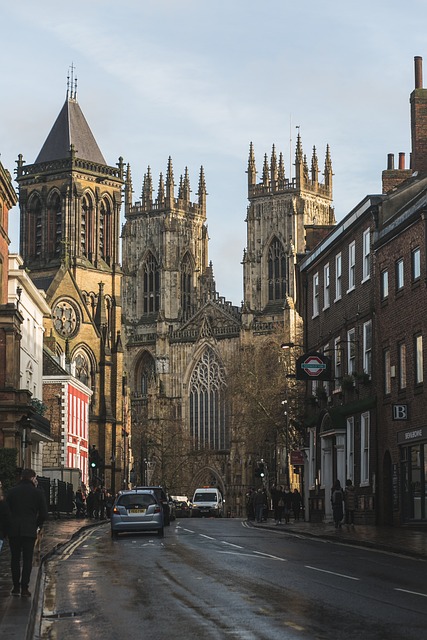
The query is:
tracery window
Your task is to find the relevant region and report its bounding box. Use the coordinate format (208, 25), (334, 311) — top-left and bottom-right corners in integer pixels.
(267, 238), (286, 301)
(99, 199), (111, 261)
(181, 254), (193, 319)
(46, 192), (62, 257)
(28, 196), (42, 258)
(73, 350), (94, 392)
(190, 348), (228, 450)
(143, 253), (160, 314)
(136, 352), (156, 397)
(81, 194), (94, 257)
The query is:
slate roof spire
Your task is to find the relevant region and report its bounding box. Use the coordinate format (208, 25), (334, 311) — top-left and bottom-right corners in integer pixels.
(35, 65), (106, 165)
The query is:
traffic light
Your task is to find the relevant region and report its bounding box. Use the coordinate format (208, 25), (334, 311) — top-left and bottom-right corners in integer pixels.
(255, 462), (265, 478)
(89, 446), (100, 470)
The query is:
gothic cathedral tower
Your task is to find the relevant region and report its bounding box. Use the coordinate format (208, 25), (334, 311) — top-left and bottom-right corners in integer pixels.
(15, 75), (126, 493)
(242, 134), (335, 341)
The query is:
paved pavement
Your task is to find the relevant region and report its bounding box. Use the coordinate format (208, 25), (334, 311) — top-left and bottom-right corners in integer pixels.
(0, 515), (425, 639)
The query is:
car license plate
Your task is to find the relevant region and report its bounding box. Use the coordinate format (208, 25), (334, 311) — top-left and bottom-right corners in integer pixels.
(129, 508), (146, 513)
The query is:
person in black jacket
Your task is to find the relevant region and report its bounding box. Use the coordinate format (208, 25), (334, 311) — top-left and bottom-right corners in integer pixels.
(6, 469), (48, 597)
(0, 483), (12, 552)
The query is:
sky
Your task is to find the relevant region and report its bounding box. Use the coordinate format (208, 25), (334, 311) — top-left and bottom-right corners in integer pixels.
(1, 0), (426, 305)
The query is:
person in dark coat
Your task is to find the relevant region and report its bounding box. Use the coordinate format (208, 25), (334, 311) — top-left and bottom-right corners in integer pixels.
(331, 479), (344, 529)
(283, 486), (293, 523)
(6, 469), (48, 597)
(0, 484), (12, 553)
(344, 479), (357, 529)
(292, 489), (302, 521)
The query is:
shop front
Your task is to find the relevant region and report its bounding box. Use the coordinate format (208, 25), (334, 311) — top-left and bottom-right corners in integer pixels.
(398, 426), (427, 522)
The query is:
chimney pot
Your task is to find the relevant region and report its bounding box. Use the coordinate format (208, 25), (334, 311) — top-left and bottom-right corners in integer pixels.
(415, 56), (423, 89)
(387, 153), (395, 170)
(399, 152), (405, 170)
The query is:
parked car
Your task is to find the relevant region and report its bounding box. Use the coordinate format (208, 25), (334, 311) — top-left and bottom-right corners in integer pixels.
(135, 486), (171, 525)
(110, 489), (164, 538)
(173, 498), (191, 518)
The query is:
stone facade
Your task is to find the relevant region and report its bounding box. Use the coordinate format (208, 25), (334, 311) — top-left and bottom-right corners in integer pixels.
(15, 83), (127, 494)
(122, 137), (335, 508)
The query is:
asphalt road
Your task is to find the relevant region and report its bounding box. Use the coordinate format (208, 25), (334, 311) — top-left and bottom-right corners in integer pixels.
(33, 518), (427, 639)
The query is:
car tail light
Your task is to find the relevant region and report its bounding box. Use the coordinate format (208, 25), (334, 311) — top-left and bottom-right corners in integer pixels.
(154, 505), (161, 513)
(113, 506), (120, 514)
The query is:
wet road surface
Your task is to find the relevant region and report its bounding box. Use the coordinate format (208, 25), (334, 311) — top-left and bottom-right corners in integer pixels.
(33, 518), (427, 639)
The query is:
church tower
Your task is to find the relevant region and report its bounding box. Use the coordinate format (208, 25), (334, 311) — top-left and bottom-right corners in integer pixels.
(15, 71), (126, 493)
(243, 134), (335, 335)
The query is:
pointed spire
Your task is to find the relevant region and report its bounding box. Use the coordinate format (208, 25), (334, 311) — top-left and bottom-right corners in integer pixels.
(303, 154), (309, 183)
(94, 282), (106, 330)
(124, 163), (133, 216)
(294, 130), (304, 190)
(178, 175), (184, 199)
(278, 152), (286, 188)
(144, 166), (153, 208)
(166, 156), (174, 204)
(247, 142), (257, 187)
(182, 167), (191, 202)
(157, 172), (165, 207)
(311, 146), (319, 184)
(197, 166), (207, 212)
(262, 153), (270, 188)
(324, 144), (333, 192)
(270, 144), (278, 189)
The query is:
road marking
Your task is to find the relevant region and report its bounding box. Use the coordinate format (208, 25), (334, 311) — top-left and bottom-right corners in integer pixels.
(218, 551), (280, 559)
(253, 550), (287, 561)
(199, 534), (215, 540)
(305, 565), (360, 581)
(181, 528), (195, 533)
(395, 588), (427, 598)
(221, 541), (243, 549)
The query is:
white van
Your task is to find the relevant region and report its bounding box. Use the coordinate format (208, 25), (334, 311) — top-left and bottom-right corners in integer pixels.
(191, 487), (224, 518)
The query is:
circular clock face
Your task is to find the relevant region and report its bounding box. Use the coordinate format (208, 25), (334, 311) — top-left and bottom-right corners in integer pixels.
(52, 299), (80, 338)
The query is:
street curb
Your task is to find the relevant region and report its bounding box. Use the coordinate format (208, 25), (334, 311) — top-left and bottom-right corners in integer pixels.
(249, 522), (427, 561)
(26, 520), (106, 640)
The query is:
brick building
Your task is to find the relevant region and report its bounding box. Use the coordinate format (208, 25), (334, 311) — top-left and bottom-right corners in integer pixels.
(297, 196), (379, 524)
(373, 55), (427, 525)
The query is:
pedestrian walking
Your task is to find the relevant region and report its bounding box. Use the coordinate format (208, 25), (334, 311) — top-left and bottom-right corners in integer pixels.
(6, 469), (48, 597)
(271, 484), (284, 524)
(344, 479), (357, 529)
(292, 488), (302, 521)
(75, 488), (86, 518)
(86, 489), (95, 518)
(254, 488), (268, 523)
(0, 483), (11, 553)
(331, 479), (344, 529)
(246, 489), (255, 521)
(283, 486), (293, 523)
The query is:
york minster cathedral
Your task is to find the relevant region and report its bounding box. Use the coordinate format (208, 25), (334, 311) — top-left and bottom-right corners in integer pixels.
(14, 79), (335, 509)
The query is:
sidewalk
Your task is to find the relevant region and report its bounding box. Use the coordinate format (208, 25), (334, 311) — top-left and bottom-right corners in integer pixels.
(251, 518), (427, 559)
(0, 515), (104, 640)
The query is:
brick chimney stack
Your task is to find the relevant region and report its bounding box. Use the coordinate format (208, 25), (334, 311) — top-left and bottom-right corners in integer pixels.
(410, 56), (427, 173)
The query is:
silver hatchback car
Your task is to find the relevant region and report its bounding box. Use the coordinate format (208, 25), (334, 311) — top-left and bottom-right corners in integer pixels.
(111, 489), (164, 538)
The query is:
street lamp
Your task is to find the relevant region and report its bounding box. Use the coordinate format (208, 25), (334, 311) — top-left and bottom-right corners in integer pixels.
(281, 342), (304, 350)
(281, 400), (290, 485)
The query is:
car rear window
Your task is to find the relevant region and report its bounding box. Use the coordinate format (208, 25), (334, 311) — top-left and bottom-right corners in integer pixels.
(194, 492), (217, 502)
(118, 494), (156, 508)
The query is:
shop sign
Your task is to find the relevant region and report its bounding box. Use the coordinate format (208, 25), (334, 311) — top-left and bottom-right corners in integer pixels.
(290, 450), (305, 465)
(392, 404), (408, 420)
(397, 425), (427, 444)
(296, 352), (332, 381)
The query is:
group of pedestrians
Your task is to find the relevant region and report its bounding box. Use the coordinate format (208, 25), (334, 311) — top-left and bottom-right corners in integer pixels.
(245, 485), (303, 524)
(331, 478), (357, 529)
(75, 486), (114, 520)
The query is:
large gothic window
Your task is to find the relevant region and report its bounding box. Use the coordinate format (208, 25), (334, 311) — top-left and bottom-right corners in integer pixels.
(73, 349), (95, 394)
(181, 254), (193, 319)
(99, 199), (112, 262)
(47, 192), (62, 258)
(136, 351), (156, 397)
(190, 348), (228, 451)
(28, 196), (42, 258)
(143, 253), (160, 314)
(268, 238), (287, 301)
(81, 194), (94, 258)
